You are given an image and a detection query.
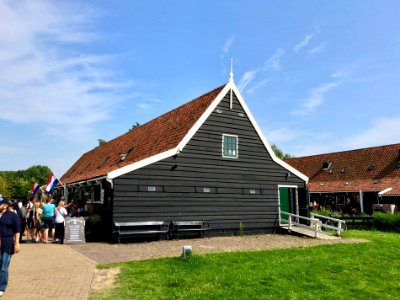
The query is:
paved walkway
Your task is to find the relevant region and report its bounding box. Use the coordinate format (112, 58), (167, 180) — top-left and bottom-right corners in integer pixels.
(69, 234), (365, 264)
(5, 242), (96, 300)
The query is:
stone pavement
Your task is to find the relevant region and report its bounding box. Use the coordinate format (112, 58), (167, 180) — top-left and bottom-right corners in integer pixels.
(4, 242), (96, 300)
(69, 234), (367, 264)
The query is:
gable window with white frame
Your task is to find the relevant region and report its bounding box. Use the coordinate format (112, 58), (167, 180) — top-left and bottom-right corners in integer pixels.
(222, 134), (238, 158)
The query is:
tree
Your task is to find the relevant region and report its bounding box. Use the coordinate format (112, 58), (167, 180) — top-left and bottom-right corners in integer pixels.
(24, 165), (51, 184)
(0, 165), (52, 200)
(0, 176), (9, 198)
(271, 144), (294, 160)
(8, 177), (30, 199)
(129, 122), (141, 131)
(98, 139), (107, 146)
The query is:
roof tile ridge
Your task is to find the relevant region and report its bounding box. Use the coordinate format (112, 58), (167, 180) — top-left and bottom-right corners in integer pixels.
(288, 142), (400, 160)
(150, 83), (226, 120)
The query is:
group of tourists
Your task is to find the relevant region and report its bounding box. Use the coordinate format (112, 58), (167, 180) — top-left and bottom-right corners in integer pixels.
(15, 195), (68, 244)
(17, 193), (89, 244)
(0, 193), (89, 297)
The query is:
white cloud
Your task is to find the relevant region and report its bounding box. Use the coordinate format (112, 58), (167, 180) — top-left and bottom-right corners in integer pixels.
(246, 78), (270, 94)
(237, 69), (259, 91)
(291, 82), (338, 115)
(308, 42), (327, 56)
(331, 68), (353, 79)
(267, 127), (299, 143)
(293, 144), (333, 157)
(0, 1), (132, 141)
(292, 117), (400, 157)
(220, 36), (235, 75)
(136, 103), (153, 110)
(222, 36), (235, 55)
(0, 145), (22, 154)
(267, 127), (332, 144)
(293, 34), (313, 53)
(264, 49), (285, 71)
(344, 117), (400, 149)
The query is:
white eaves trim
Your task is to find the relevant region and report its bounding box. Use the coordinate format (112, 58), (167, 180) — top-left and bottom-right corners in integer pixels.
(63, 176), (106, 187)
(107, 149), (178, 179)
(106, 81), (308, 183)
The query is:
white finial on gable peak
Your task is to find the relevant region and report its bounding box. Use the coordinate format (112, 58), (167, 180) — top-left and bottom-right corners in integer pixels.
(229, 58), (234, 109)
(229, 58), (234, 83)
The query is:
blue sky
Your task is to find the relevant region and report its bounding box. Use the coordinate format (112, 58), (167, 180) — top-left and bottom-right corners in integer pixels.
(1, 0), (399, 179)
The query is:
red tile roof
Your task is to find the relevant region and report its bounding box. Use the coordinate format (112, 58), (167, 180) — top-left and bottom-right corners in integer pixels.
(61, 84), (225, 184)
(285, 143), (400, 195)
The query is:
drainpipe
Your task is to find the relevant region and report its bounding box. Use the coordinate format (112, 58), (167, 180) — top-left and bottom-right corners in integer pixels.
(359, 190), (364, 213)
(106, 177), (113, 189)
(63, 186), (68, 199)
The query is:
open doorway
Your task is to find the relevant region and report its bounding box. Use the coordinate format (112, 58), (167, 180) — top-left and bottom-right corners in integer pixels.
(279, 186), (298, 225)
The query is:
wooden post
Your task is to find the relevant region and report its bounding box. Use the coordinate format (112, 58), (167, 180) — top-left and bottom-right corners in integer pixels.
(337, 221), (342, 236)
(314, 219), (318, 238)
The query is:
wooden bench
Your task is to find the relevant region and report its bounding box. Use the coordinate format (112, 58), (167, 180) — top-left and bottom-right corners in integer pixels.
(171, 220), (211, 238)
(113, 221), (170, 243)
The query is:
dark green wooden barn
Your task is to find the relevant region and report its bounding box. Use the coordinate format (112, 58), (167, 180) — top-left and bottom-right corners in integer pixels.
(60, 78), (308, 240)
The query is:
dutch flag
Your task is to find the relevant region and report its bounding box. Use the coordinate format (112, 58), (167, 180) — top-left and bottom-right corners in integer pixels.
(31, 182), (40, 195)
(45, 172), (59, 193)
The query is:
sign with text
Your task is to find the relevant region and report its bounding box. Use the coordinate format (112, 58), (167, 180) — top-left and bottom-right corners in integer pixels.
(64, 217), (85, 244)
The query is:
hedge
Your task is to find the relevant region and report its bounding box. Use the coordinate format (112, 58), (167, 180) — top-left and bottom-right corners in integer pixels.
(372, 212), (400, 232)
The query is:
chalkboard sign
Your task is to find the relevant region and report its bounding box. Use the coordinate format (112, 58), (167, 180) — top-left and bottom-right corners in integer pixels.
(64, 217), (86, 244)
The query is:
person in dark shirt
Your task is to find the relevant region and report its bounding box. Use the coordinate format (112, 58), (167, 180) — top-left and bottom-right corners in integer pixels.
(0, 197), (21, 297)
(15, 201), (27, 243)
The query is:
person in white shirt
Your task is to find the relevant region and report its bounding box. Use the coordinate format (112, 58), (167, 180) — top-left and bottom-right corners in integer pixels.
(54, 198), (68, 244)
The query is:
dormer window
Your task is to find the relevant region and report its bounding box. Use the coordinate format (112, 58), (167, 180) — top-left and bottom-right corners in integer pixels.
(367, 166), (375, 171)
(222, 134), (238, 158)
(322, 162), (331, 170)
(119, 148), (133, 161)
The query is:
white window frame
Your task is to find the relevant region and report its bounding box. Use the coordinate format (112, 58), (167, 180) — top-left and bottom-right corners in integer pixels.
(222, 134), (239, 158)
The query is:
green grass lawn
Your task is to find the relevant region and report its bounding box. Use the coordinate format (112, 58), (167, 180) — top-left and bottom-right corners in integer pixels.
(90, 231), (400, 299)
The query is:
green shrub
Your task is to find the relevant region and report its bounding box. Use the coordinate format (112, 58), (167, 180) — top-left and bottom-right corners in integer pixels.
(311, 208), (341, 219)
(372, 212), (400, 232)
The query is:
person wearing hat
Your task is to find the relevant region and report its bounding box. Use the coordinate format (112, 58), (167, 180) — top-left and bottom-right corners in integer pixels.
(0, 197), (21, 297)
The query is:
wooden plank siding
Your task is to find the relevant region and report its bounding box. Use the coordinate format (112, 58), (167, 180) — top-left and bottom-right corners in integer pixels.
(112, 92), (306, 234)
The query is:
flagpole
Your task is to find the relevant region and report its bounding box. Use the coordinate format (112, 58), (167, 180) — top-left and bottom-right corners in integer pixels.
(58, 179), (69, 195)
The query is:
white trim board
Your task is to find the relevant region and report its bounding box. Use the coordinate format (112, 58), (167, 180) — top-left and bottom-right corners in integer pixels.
(107, 149), (178, 179)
